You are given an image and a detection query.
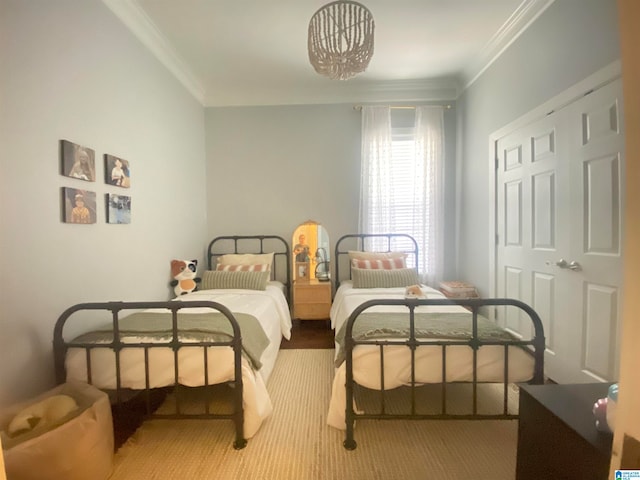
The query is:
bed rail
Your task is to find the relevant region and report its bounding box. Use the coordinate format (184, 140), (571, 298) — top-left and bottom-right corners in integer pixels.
(53, 300), (248, 449)
(342, 297), (545, 450)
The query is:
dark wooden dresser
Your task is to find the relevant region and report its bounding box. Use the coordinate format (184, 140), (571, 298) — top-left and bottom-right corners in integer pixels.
(516, 383), (614, 480)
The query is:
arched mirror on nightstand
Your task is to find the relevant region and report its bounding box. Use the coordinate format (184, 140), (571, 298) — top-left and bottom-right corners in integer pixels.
(291, 220), (331, 321)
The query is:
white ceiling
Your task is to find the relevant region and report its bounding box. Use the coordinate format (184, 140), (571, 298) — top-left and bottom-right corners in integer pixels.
(104, 0), (554, 107)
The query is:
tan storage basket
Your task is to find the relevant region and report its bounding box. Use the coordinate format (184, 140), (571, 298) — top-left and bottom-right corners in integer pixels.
(1, 382), (113, 480)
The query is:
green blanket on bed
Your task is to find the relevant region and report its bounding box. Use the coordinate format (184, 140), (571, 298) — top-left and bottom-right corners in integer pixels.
(72, 311), (269, 370)
(335, 311), (516, 367)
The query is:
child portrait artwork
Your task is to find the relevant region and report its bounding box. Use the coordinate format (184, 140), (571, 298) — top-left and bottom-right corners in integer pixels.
(62, 187), (96, 224)
(104, 154), (131, 188)
(106, 193), (131, 224)
(61, 140), (96, 182)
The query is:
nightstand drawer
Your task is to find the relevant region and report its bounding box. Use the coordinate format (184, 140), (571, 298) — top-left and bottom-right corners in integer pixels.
(293, 280), (332, 320)
(295, 303), (330, 319)
(295, 284), (331, 303)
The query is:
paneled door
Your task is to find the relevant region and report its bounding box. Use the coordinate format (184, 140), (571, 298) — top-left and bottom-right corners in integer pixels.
(495, 79), (624, 384)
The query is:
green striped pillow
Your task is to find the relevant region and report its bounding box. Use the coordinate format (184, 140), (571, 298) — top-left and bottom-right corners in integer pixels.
(202, 270), (270, 291)
(351, 267), (419, 289)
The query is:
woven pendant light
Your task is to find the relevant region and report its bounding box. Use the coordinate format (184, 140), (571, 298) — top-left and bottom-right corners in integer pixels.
(307, 1), (375, 80)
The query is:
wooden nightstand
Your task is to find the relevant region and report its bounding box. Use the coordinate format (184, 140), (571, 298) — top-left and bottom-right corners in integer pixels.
(293, 279), (332, 320)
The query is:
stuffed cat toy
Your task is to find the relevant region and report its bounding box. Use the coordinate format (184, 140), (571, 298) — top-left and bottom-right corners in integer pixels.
(170, 259), (201, 297)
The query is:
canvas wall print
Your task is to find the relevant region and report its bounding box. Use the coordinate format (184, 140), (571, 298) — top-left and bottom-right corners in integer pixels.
(60, 140), (96, 182)
(107, 193), (131, 224)
(105, 154), (131, 188)
(62, 187), (97, 224)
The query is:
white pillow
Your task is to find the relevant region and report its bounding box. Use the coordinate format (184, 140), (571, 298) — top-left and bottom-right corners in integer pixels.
(217, 252), (274, 266)
(216, 263), (271, 272)
(348, 250), (408, 261)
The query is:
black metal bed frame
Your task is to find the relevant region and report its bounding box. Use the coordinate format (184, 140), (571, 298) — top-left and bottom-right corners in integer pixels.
(52, 234), (291, 450)
(53, 300), (247, 449)
(342, 297), (545, 450)
(333, 234), (546, 450)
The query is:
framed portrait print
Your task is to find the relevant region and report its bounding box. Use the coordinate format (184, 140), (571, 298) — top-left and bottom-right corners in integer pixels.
(62, 187), (96, 224)
(295, 261), (310, 282)
(60, 140), (96, 182)
(106, 193), (131, 224)
(104, 154), (131, 188)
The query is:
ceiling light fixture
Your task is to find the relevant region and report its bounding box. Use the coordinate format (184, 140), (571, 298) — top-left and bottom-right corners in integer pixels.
(307, 1), (375, 81)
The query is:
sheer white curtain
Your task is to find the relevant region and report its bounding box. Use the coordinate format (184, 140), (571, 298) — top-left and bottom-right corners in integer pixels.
(358, 106), (392, 234)
(358, 105), (445, 286)
(415, 106), (445, 286)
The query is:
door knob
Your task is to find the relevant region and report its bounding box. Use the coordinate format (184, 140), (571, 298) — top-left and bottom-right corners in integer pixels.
(545, 259), (581, 271)
(567, 261), (581, 271)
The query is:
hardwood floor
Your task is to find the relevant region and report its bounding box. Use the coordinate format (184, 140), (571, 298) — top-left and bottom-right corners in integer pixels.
(280, 319), (334, 349)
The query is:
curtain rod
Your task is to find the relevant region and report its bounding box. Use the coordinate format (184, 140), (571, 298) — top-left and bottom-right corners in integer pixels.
(353, 104), (452, 111)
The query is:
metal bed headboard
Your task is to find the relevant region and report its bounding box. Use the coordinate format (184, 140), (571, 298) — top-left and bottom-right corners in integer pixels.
(207, 235), (291, 302)
(334, 233), (419, 289)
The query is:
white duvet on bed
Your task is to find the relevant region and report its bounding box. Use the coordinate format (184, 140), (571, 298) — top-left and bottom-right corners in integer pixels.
(327, 281), (535, 430)
(331, 281), (456, 332)
(65, 284), (292, 438)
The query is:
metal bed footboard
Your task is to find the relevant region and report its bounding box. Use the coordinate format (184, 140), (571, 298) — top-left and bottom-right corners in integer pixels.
(53, 300), (248, 449)
(342, 297), (545, 450)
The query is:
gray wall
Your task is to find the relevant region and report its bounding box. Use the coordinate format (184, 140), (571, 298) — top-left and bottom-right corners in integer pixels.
(457, 0), (621, 294)
(0, 0), (207, 404)
(205, 104), (458, 279)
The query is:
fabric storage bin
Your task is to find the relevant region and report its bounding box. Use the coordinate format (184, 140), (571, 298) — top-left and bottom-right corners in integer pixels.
(0, 434), (6, 480)
(0, 381), (113, 480)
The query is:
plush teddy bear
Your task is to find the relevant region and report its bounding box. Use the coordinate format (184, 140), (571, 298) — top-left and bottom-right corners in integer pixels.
(170, 259), (201, 297)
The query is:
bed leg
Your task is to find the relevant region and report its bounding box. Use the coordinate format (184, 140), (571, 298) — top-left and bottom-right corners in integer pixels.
(344, 422), (357, 450)
(233, 412), (247, 449)
(233, 438), (247, 450)
(343, 438), (357, 450)
(233, 410), (247, 450)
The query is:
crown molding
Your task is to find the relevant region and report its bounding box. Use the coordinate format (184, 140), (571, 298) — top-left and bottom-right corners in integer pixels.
(104, 0), (552, 107)
(361, 78), (459, 97)
(203, 78), (460, 107)
(102, 0), (205, 104)
(460, 0), (556, 93)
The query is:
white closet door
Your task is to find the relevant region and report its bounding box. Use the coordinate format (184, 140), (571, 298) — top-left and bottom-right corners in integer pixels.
(496, 112), (572, 380)
(495, 78), (624, 383)
(562, 79), (624, 383)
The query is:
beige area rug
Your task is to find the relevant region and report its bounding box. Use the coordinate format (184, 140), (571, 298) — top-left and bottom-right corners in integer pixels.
(109, 350), (519, 480)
